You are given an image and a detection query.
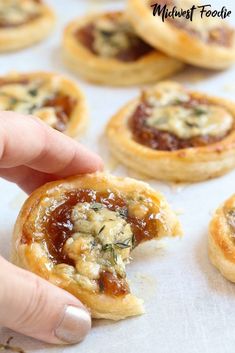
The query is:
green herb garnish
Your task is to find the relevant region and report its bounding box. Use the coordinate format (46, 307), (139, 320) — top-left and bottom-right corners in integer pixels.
(102, 243), (113, 252)
(173, 98), (183, 105)
(193, 107), (207, 116)
(102, 238), (132, 265)
(27, 104), (38, 114)
(9, 97), (18, 106)
(115, 238), (132, 249)
(91, 203), (103, 211)
(0, 92), (25, 104)
(100, 30), (113, 38)
(112, 250), (118, 264)
(28, 88), (38, 97)
(118, 207), (128, 219)
(98, 225), (106, 234)
(90, 240), (97, 250)
(185, 121), (199, 128)
(102, 244), (118, 265)
(115, 243), (131, 249)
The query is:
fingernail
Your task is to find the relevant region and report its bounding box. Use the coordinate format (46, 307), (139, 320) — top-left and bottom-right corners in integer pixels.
(55, 306), (91, 344)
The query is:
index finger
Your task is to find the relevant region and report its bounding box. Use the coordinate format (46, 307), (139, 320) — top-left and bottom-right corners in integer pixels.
(0, 112), (103, 176)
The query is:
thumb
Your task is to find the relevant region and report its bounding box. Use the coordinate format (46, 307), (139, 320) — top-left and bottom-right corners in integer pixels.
(0, 257), (91, 344)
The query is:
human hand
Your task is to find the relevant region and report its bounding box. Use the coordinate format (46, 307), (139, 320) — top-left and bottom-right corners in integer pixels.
(0, 112), (103, 344)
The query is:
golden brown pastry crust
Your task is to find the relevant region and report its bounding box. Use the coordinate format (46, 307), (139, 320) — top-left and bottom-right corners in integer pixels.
(11, 172), (182, 320)
(105, 81), (235, 183)
(209, 194), (235, 282)
(0, 0), (55, 52)
(0, 71), (87, 137)
(127, 0), (235, 69)
(62, 11), (184, 86)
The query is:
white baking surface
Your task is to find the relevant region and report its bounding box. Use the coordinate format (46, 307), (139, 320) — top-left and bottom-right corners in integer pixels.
(1, 0), (235, 352)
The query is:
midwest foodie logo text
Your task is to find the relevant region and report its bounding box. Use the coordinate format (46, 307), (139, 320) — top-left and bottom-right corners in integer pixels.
(151, 3), (231, 22)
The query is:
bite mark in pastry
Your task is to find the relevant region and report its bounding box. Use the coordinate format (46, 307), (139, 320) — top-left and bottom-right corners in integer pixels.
(0, 0), (55, 52)
(209, 195), (235, 283)
(127, 0), (235, 69)
(105, 81), (235, 182)
(63, 11), (184, 86)
(0, 71), (87, 137)
(11, 173), (182, 320)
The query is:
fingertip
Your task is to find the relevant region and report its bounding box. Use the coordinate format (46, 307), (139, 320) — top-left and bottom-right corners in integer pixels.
(54, 305), (92, 345)
(74, 144), (104, 174)
(93, 155), (104, 172)
(0, 260), (92, 346)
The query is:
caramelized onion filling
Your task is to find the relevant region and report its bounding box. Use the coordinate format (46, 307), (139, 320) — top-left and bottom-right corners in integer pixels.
(75, 12), (153, 62)
(129, 94), (232, 151)
(0, 0), (43, 28)
(21, 189), (162, 297)
(0, 78), (76, 132)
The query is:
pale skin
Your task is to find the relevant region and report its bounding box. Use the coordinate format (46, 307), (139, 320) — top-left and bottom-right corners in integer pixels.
(0, 112), (104, 345)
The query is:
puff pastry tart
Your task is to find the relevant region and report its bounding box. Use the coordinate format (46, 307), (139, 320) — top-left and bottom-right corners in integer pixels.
(209, 195), (235, 282)
(0, 72), (87, 137)
(127, 0), (235, 69)
(106, 81), (235, 182)
(11, 173), (182, 320)
(62, 11), (183, 86)
(0, 0), (55, 52)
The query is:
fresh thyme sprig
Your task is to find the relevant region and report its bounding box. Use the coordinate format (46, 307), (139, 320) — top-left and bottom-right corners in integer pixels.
(28, 88), (38, 97)
(115, 237), (133, 249)
(0, 92), (25, 106)
(102, 243), (118, 265)
(90, 203), (103, 212)
(193, 106), (207, 116)
(118, 207), (128, 218)
(98, 225), (106, 234)
(102, 238), (133, 265)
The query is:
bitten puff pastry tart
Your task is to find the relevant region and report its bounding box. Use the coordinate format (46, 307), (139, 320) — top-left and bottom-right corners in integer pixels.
(0, 0), (55, 52)
(127, 0), (235, 69)
(62, 11), (183, 86)
(11, 173), (182, 320)
(106, 81), (235, 182)
(209, 195), (235, 283)
(0, 71), (87, 137)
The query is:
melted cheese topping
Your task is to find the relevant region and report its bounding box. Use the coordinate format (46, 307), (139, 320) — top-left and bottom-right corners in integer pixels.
(0, 0), (42, 26)
(93, 16), (138, 58)
(145, 83), (189, 106)
(146, 105), (233, 139)
(0, 78), (61, 126)
(144, 84), (233, 139)
(62, 202), (134, 292)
